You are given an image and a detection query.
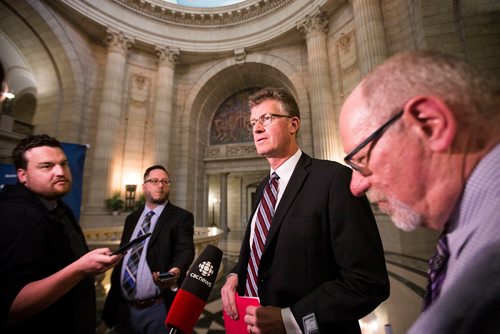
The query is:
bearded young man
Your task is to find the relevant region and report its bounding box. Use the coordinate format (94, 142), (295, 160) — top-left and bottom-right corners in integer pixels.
(0, 134), (121, 333)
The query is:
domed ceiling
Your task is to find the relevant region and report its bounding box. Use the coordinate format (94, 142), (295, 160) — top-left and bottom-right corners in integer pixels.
(56, 0), (335, 53)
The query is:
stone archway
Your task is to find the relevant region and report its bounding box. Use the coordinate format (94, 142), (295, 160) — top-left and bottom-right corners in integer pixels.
(175, 53), (310, 226)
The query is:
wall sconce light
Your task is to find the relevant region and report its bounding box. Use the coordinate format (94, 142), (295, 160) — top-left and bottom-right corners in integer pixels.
(1, 91), (15, 99)
(125, 184), (137, 211)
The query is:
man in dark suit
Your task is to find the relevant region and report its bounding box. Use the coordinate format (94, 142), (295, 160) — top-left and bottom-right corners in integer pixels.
(221, 88), (389, 334)
(101, 165), (195, 334)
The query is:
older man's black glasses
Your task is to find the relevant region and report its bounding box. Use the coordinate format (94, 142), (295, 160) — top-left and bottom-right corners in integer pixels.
(344, 110), (404, 176)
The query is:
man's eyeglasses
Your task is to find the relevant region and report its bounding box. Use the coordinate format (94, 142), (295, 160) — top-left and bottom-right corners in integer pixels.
(144, 179), (171, 186)
(247, 113), (292, 130)
(344, 110), (404, 176)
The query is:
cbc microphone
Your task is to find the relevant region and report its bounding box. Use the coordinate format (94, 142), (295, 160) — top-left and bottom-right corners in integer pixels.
(165, 244), (223, 334)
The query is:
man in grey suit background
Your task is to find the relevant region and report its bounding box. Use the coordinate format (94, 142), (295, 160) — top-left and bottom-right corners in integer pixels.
(339, 50), (500, 333)
(221, 87), (389, 334)
(101, 165), (195, 333)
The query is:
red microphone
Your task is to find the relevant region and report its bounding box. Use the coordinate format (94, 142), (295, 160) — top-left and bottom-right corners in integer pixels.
(165, 244), (223, 334)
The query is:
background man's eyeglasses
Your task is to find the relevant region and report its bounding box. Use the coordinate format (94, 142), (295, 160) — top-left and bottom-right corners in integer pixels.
(344, 110), (404, 176)
(247, 113), (292, 130)
(144, 179), (171, 186)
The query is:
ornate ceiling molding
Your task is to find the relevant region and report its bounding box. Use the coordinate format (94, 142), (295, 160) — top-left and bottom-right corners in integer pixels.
(112, 0), (292, 28)
(56, 0), (333, 53)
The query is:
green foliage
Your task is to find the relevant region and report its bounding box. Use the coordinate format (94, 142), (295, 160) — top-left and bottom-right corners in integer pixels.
(134, 194), (146, 210)
(105, 193), (125, 211)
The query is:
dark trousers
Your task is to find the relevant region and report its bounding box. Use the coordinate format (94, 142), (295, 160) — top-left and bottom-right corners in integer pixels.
(114, 301), (168, 334)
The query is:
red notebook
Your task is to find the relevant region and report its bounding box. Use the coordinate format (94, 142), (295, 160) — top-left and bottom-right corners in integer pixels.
(223, 294), (260, 334)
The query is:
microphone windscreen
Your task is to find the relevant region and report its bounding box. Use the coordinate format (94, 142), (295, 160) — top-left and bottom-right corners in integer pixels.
(165, 244), (223, 333)
(166, 289), (206, 333)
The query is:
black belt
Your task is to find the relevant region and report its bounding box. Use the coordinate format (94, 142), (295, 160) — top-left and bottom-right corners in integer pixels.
(128, 296), (163, 309)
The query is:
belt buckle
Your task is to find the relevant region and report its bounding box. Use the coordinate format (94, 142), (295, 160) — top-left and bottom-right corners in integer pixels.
(131, 296), (160, 309)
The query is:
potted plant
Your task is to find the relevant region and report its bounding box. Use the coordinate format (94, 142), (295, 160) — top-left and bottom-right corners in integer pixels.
(105, 193), (125, 215)
(134, 194), (146, 210)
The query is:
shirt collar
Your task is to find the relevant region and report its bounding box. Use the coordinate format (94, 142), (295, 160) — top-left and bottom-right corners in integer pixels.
(273, 149), (302, 183)
(144, 201), (168, 217)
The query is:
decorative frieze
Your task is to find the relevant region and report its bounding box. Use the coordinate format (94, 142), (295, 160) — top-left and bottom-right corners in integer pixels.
(112, 0), (291, 28)
(206, 144), (257, 159)
(129, 74), (151, 107)
(337, 31), (357, 72)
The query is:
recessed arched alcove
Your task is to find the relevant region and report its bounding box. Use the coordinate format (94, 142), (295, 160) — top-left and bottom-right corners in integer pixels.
(175, 57), (310, 231)
(10, 90), (37, 136)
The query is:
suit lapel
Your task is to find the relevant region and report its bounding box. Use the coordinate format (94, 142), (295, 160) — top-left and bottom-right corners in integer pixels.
(149, 202), (173, 245)
(122, 208), (142, 246)
(242, 178), (268, 254)
(263, 153), (311, 254)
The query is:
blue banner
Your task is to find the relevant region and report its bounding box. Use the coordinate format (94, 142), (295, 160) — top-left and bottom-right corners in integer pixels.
(0, 163), (16, 189)
(61, 143), (87, 221)
(0, 142), (87, 222)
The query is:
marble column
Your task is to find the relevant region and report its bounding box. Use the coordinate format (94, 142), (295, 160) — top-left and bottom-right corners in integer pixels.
(298, 10), (340, 161)
(352, 0), (388, 75)
(88, 30), (133, 211)
(203, 173), (209, 227)
(220, 173), (228, 233)
(154, 46), (179, 166)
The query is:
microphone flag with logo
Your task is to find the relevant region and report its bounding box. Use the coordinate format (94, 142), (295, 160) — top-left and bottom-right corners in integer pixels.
(165, 244), (223, 334)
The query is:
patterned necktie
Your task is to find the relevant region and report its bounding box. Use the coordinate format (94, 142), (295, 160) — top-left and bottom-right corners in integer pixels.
(122, 211), (155, 299)
(245, 172), (279, 297)
(422, 233), (449, 310)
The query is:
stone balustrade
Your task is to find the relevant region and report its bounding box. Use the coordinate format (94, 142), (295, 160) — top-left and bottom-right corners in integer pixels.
(83, 226), (225, 307)
(84, 226), (224, 255)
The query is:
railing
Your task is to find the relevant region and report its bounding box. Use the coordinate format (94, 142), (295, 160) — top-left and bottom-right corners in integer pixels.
(83, 226), (225, 306)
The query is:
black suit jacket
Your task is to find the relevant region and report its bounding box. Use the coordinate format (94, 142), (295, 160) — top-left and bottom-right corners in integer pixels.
(233, 153), (389, 333)
(102, 202), (195, 326)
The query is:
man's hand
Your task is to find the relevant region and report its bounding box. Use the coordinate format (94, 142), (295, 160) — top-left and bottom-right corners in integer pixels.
(221, 274), (239, 319)
(244, 305), (286, 334)
(8, 248), (122, 324)
(96, 320), (109, 334)
(152, 268), (180, 289)
(75, 248), (122, 276)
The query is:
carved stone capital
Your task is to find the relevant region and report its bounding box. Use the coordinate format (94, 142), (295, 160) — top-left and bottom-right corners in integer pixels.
(297, 9), (328, 37)
(156, 45), (180, 65)
(104, 29), (134, 54)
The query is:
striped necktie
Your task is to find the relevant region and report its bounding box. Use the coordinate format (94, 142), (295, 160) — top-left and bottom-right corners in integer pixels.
(245, 172), (279, 297)
(122, 211), (154, 299)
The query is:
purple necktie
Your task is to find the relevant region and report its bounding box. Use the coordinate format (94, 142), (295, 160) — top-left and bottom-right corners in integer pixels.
(422, 233), (449, 310)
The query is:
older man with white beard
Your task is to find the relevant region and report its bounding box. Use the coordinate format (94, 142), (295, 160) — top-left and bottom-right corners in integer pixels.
(339, 50), (500, 334)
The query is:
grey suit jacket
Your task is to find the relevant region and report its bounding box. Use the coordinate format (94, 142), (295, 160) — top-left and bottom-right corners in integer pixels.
(408, 240), (500, 334)
(408, 145), (500, 333)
